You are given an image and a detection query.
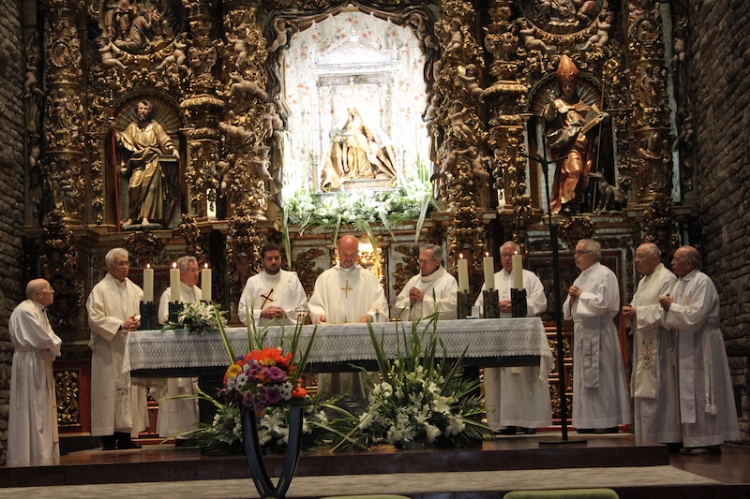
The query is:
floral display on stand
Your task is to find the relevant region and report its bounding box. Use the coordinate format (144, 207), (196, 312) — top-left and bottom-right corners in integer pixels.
(335, 316), (493, 449)
(162, 302), (228, 337)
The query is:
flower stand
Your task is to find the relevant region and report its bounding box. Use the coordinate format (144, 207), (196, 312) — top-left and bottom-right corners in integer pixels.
(242, 406), (304, 499)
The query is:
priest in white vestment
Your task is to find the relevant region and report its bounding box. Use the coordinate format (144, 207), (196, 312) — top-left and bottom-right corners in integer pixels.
(86, 248), (149, 450)
(156, 256), (201, 443)
(563, 239), (631, 433)
(7, 279), (62, 465)
(621, 243), (680, 446)
(238, 243), (308, 328)
(659, 245), (740, 454)
(309, 235), (388, 397)
(474, 241), (552, 434)
(394, 245), (457, 321)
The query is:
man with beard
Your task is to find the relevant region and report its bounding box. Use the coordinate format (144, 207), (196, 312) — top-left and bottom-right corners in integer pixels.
(116, 99), (180, 228)
(621, 243), (680, 449)
(238, 243), (307, 328)
(394, 244), (457, 321)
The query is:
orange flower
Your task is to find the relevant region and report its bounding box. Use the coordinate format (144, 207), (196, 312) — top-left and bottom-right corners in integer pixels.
(291, 384), (307, 398)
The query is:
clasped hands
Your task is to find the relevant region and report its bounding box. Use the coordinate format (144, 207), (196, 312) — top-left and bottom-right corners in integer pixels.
(260, 306), (286, 320)
(122, 315), (140, 331)
(658, 293), (672, 311)
(568, 285), (582, 301)
(408, 287), (425, 304)
(316, 313), (372, 324)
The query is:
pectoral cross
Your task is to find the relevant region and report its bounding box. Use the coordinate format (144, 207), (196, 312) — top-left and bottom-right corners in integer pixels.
(584, 344), (596, 367)
(341, 280), (353, 297)
(260, 288), (274, 308)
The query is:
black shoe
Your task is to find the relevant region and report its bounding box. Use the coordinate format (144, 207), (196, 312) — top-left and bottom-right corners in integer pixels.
(666, 442), (683, 454)
(498, 426), (517, 435)
(117, 440), (142, 450)
(522, 428), (537, 435)
(576, 428), (596, 434)
(594, 427), (619, 434)
(174, 438), (191, 447)
(681, 445), (722, 456)
(101, 436), (116, 451)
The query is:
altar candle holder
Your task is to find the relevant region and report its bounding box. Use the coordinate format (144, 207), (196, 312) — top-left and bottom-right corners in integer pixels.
(456, 290), (473, 319)
(168, 301), (184, 323)
(482, 289), (500, 319)
(140, 301), (158, 330)
(511, 288), (528, 318)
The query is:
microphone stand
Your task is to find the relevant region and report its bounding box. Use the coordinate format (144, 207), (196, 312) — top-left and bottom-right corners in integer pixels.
(521, 151), (584, 445)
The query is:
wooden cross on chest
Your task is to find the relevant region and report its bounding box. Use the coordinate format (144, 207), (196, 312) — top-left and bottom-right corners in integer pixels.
(260, 288), (274, 308)
(341, 280), (353, 297)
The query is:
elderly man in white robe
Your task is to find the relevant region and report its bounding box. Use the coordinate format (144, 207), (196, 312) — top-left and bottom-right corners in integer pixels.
(474, 241), (552, 435)
(309, 235), (388, 397)
(156, 255), (201, 445)
(394, 245), (457, 321)
(659, 245), (740, 455)
(238, 242), (308, 328)
(621, 243), (680, 449)
(564, 239), (631, 434)
(7, 279), (62, 465)
(87, 247), (149, 450)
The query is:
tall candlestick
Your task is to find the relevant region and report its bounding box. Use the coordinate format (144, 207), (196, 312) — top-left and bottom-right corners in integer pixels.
(483, 253), (495, 290)
(143, 264), (154, 303)
(512, 254), (524, 290)
(170, 263), (181, 302)
(201, 264), (212, 302)
(457, 254), (469, 292)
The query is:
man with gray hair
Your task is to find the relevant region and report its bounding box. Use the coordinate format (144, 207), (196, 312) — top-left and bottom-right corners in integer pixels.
(474, 241), (551, 434)
(659, 245), (740, 454)
(156, 255), (201, 444)
(395, 244), (458, 320)
(7, 279), (62, 465)
(86, 247), (149, 450)
(622, 243), (680, 448)
(564, 239), (631, 434)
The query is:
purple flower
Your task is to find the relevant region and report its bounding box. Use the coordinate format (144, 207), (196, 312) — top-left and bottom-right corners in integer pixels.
(266, 366), (287, 382)
(264, 386), (282, 405)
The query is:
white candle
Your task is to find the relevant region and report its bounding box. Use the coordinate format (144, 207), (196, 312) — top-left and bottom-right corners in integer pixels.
(512, 254), (524, 290)
(170, 263), (181, 302)
(143, 264), (154, 303)
(457, 254), (469, 292)
(483, 253), (495, 290)
(201, 264), (212, 302)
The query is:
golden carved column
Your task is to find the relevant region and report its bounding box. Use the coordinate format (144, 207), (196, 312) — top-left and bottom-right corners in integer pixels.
(42, 0), (86, 225)
(432, 0), (487, 270)
(181, 0), (224, 221)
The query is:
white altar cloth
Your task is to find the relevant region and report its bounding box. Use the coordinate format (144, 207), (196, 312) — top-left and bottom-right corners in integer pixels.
(123, 318), (553, 375)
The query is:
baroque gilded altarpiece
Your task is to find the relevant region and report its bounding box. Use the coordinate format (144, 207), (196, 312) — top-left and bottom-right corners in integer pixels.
(21, 0), (698, 430)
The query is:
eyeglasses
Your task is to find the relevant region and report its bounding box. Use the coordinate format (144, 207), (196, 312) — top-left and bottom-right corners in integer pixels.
(418, 259), (437, 265)
(113, 261), (130, 267)
(574, 250), (592, 256)
(500, 253), (516, 258)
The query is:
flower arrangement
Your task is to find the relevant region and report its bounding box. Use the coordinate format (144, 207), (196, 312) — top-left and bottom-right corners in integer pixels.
(222, 347), (308, 413)
(335, 315), (493, 449)
(163, 301), (228, 337)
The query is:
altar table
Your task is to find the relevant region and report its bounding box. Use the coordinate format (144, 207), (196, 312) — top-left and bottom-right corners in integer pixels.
(124, 318), (554, 378)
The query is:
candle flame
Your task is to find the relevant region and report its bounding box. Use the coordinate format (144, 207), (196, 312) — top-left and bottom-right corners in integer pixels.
(204, 263), (209, 269)
(146, 263), (151, 269)
(172, 262), (177, 269)
(485, 252), (489, 257)
(459, 253), (464, 259)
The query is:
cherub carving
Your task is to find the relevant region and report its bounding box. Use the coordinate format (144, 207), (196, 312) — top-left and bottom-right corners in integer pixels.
(437, 142), (489, 179)
(448, 100), (476, 143)
(227, 72), (267, 101)
(216, 153), (235, 196)
(408, 12), (439, 52)
(226, 25), (249, 67)
(219, 121), (252, 142)
(156, 33), (189, 73)
(24, 55), (43, 98)
(518, 19), (549, 53)
(422, 92), (442, 122)
(95, 37), (127, 70)
(458, 64), (485, 102)
(266, 18), (290, 53)
(262, 102), (284, 142)
(249, 145), (272, 181)
(444, 19), (463, 54)
(581, 12), (614, 51)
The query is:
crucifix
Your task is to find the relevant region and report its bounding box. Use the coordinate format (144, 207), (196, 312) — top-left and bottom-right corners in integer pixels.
(341, 280), (353, 297)
(260, 288), (274, 308)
